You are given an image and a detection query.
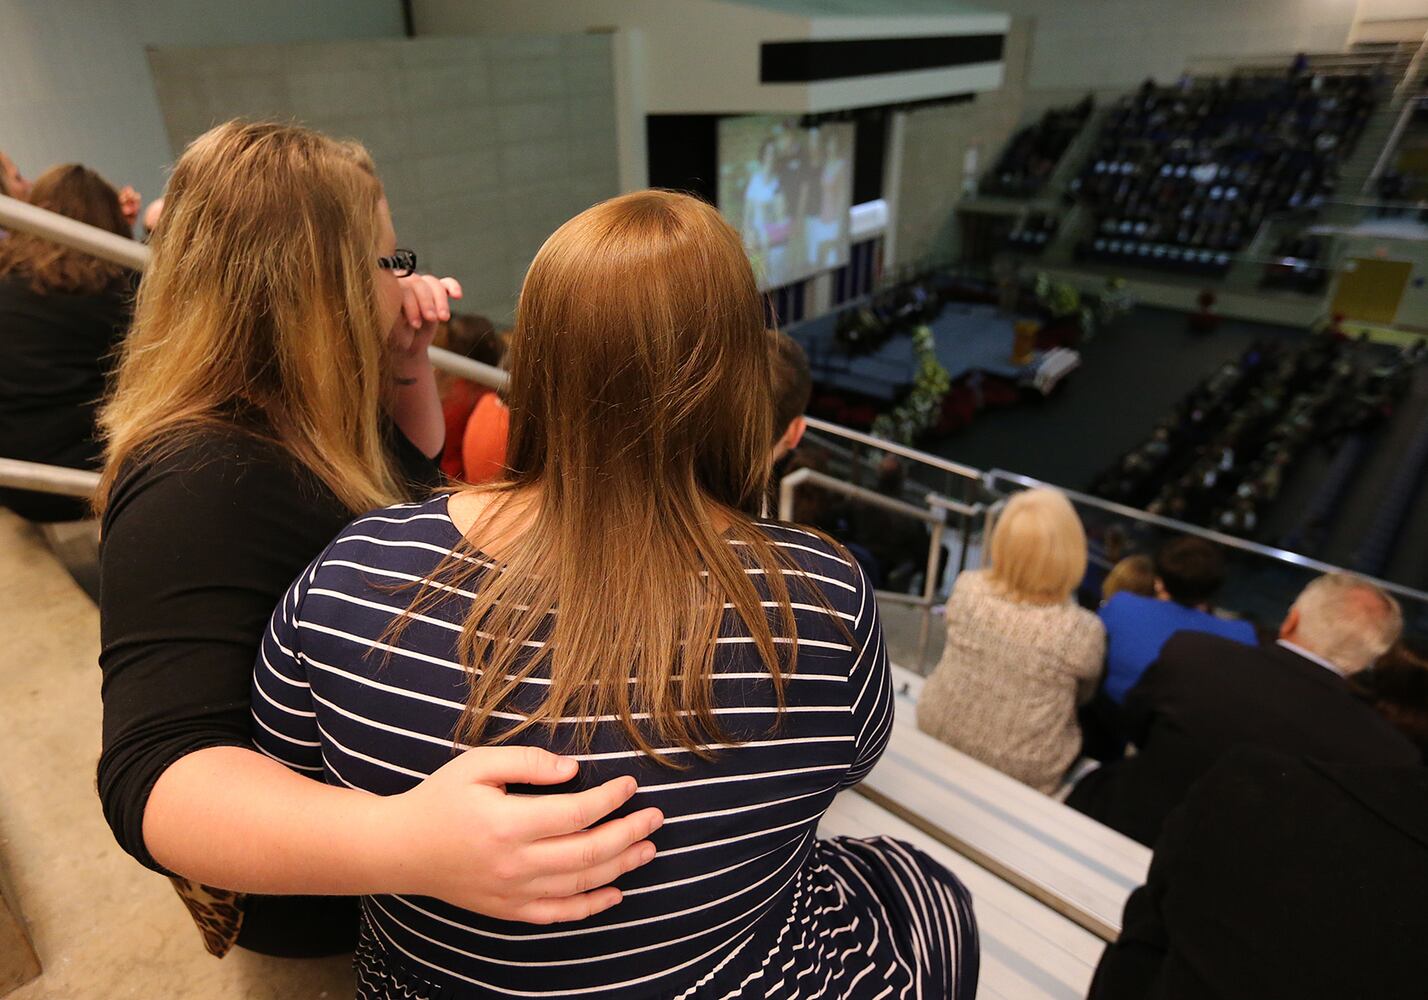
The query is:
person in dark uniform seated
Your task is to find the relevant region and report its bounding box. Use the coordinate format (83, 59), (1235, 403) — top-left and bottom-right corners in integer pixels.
(1089, 746), (1428, 1000)
(1068, 573), (1418, 846)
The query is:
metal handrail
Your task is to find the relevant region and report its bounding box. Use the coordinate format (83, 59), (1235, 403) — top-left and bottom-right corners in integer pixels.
(0, 194), (149, 271)
(777, 467), (945, 526)
(985, 468), (1428, 606)
(0, 458), (101, 498)
(777, 467), (985, 671)
(803, 417), (982, 482)
(0, 194), (510, 391)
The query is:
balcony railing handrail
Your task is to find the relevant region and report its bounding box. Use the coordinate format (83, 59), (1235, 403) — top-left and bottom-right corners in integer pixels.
(803, 417), (982, 482)
(0, 458), (101, 498)
(985, 468), (1428, 606)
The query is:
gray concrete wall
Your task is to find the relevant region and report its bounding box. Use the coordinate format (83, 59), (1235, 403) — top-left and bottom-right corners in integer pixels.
(892, 18), (1034, 270)
(147, 34), (620, 323)
(0, 0), (402, 214)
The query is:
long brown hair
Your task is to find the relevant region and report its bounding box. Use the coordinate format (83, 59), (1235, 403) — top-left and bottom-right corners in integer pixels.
(409, 191), (812, 760)
(95, 121), (405, 516)
(0, 164), (131, 294)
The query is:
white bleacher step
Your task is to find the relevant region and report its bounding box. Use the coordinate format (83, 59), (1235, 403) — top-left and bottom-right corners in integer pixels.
(875, 665), (1151, 941)
(821, 792), (1102, 1000)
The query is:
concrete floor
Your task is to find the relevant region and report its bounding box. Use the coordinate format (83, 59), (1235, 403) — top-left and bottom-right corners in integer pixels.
(0, 511), (353, 999)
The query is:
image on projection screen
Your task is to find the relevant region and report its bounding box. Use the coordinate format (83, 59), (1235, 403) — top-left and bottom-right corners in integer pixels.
(718, 115), (854, 290)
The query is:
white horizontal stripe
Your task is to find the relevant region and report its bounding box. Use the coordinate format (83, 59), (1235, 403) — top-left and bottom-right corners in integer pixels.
(335, 533), (495, 568)
(657, 806), (829, 858)
(252, 670), (316, 718)
(250, 708), (320, 748)
(661, 783), (836, 827)
(567, 734), (854, 763)
(715, 636), (852, 653)
(316, 721), (429, 780)
(258, 645), (310, 689)
(252, 740), (323, 773)
(622, 833), (804, 898)
(727, 537), (852, 568)
(350, 512), (456, 528)
(634, 763), (849, 795)
(702, 567), (857, 594)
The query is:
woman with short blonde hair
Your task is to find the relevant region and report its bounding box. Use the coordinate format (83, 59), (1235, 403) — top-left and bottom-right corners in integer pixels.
(919, 487), (1106, 793)
(985, 487), (1092, 602)
(96, 121), (661, 959)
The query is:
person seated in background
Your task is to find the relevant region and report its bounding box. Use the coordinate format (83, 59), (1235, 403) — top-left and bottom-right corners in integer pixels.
(0, 164), (137, 522)
(0, 149), (32, 201)
(1068, 573), (1418, 846)
(140, 195), (165, 239)
(769, 329), (810, 466)
(918, 488), (1105, 794)
(1101, 553), (1155, 603)
(1088, 746), (1428, 1000)
(1098, 536), (1257, 705)
(253, 190), (979, 1000)
(432, 312), (503, 480)
(1350, 636), (1428, 761)
(460, 379), (511, 485)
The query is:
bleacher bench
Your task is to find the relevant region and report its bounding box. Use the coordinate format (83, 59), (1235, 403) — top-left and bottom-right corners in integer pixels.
(871, 666), (1152, 941)
(821, 792), (1102, 999)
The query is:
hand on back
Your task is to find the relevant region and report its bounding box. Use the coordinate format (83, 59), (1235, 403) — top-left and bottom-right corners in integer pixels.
(376, 745), (663, 924)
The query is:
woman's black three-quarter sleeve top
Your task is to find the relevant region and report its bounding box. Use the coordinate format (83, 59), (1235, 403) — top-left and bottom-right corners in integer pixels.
(97, 422), (439, 871)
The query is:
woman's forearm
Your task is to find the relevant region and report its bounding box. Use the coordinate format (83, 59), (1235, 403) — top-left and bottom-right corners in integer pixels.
(143, 746), (393, 894)
(140, 743), (664, 923)
(390, 358), (445, 460)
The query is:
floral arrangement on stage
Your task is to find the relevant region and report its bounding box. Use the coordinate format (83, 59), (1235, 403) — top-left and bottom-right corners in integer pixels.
(1032, 272), (1134, 339)
(871, 325), (952, 444)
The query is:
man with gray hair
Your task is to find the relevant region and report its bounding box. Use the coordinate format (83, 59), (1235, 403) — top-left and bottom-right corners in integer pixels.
(1279, 573), (1403, 676)
(1068, 572), (1418, 846)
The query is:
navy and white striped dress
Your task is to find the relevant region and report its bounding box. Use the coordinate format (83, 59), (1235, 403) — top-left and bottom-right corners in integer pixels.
(252, 495), (977, 999)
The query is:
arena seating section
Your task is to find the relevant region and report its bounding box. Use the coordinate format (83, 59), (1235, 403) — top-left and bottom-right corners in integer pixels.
(1004, 211), (1060, 254)
(979, 97), (1095, 198)
(1092, 338), (1419, 536)
(1260, 233), (1332, 292)
(1071, 73), (1376, 275)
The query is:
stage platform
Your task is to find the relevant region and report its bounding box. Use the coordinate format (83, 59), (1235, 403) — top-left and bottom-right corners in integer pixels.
(789, 302), (1035, 402)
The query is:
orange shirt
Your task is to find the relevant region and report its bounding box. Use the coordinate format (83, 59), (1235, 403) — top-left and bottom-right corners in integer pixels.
(439, 380), (488, 480)
(461, 391), (510, 485)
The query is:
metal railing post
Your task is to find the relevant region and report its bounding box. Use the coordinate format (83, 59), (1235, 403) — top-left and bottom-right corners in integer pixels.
(914, 514), (946, 672)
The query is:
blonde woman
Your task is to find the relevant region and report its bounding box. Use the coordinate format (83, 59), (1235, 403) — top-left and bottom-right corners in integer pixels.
(95, 122), (660, 957)
(252, 191), (979, 999)
(918, 488), (1105, 794)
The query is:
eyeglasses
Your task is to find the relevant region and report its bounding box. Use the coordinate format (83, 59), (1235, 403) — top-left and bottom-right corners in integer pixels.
(377, 248), (417, 277)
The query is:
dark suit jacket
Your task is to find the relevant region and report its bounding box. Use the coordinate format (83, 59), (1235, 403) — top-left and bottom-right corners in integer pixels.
(1067, 631), (1418, 845)
(1090, 748), (1428, 999)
